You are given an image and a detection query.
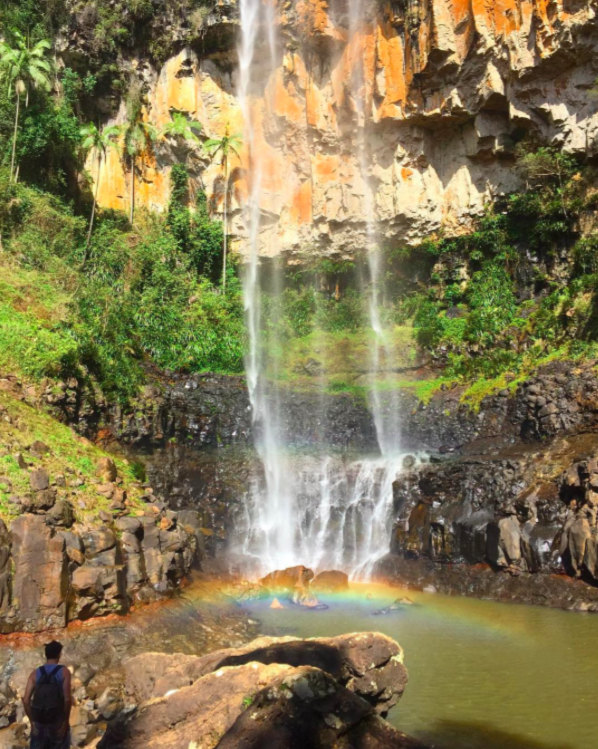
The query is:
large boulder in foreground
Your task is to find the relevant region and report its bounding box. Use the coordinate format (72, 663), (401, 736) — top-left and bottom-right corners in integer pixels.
(125, 632), (408, 717)
(108, 661), (423, 749)
(109, 633), (416, 749)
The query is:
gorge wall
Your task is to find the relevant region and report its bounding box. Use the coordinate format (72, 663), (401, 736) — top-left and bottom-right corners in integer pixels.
(64, 0), (598, 257)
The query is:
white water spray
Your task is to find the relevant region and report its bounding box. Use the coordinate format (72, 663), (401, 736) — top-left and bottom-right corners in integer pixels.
(238, 0), (297, 571)
(233, 0), (410, 579)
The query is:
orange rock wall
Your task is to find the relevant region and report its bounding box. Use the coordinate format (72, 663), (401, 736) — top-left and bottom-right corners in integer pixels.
(91, 0), (598, 257)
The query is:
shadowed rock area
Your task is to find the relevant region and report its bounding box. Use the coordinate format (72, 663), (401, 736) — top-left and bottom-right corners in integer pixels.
(104, 633), (419, 749)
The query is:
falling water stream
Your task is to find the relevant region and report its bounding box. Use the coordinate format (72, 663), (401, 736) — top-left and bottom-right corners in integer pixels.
(234, 0), (413, 578)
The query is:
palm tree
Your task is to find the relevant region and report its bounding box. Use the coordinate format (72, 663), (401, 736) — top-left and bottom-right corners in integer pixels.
(203, 126), (242, 291)
(124, 118), (158, 224)
(0, 31), (52, 183)
(80, 123), (122, 262)
(160, 111), (203, 148)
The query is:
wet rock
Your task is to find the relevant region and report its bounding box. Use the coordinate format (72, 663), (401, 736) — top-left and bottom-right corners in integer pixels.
(374, 597), (415, 615)
(311, 570), (349, 593)
(487, 516), (522, 568)
(260, 566), (315, 596)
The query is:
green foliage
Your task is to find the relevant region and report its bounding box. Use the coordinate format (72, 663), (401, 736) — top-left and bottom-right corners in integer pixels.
(0, 176), (244, 402)
(0, 297), (78, 379)
(263, 286), (366, 342)
(161, 112), (202, 145)
(573, 235), (598, 275)
(465, 263), (517, 346)
(402, 145), (598, 387)
(204, 130), (243, 163)
(0, 30), (54, 182)
(166, 165), (225, 283)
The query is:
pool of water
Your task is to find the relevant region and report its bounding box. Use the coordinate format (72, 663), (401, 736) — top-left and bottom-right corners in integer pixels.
(246, 583), (598, 749)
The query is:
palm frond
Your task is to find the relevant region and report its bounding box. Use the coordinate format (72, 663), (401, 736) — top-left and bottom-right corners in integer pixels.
(29, 66), (51, 91)
(203, 138), (222, 153)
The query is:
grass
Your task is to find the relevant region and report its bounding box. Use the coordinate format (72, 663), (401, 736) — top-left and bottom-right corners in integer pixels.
(0, 390), (146, 525)
(0, 263), (77, 380)
(393, 377), (456, 405)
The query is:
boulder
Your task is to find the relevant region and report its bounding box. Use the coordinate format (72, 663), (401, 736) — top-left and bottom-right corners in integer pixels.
(124, 652), (211, 703)
(29, 469), (49, 492)
(10, 515), (67, 632)
(82, 528), (116, 558)
(30, 441), (50, 457)
(71, 567), (105, 597)
(125, 633), (407, 716)
(45, 500), (74, 527)
(260, 566), (315, 595)
(20, 489), (56, 513)
(311, 570), (349, 593)
(107, 661), (417, 749)
(97, 457), (118, 482)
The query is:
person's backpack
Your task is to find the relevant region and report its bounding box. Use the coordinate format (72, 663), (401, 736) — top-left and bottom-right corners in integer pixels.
(30, 666), (65, 724)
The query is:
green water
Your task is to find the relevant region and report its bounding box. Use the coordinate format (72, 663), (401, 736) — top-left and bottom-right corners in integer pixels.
(247, 584), (598, 749)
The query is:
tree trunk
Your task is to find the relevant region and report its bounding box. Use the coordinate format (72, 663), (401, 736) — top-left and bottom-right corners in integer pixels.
(85, 152), (102, 263)
(222, 155), (228, 292)
(10, 92), (21, 184)
(129, 157), (135, 225)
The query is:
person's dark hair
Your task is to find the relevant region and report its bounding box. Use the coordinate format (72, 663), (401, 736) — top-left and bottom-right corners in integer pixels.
(44, 641), (63, 661)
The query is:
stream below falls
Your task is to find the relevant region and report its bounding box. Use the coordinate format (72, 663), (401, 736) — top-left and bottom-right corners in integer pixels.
(240, 582), (597, 749)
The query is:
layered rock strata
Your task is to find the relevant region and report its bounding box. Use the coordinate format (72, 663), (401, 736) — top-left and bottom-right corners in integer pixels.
(0, 508), (198, 633)
(62, 0), (598, 256)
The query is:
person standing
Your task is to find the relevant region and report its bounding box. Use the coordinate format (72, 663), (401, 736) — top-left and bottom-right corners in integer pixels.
(23, 641), (72, 749)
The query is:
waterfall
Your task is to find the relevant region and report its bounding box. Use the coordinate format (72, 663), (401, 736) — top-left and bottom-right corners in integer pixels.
(237, 0), (296, 571)
(233, 0), (411, 580)
(344, 0), (406, 577)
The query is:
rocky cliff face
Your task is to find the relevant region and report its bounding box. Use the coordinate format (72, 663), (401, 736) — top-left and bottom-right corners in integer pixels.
(66, 0), (598, 257)
(113, 362), (598, 609)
